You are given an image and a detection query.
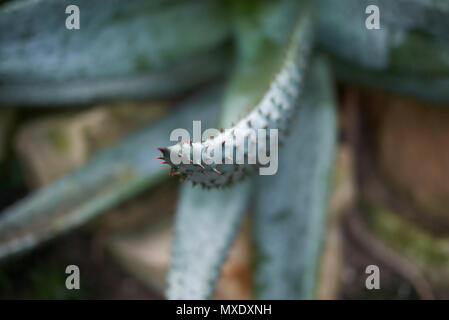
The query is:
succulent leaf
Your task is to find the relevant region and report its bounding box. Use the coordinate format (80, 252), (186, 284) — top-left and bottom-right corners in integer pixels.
(317, 0), (449, 71)
(0, 0), (230, 105)
(0, 86), (223, 260)
(166, 180), (251, 299)
(333, 58), (449, 104)
(160, 1), (313, 188)
(253, 56), (337, 299)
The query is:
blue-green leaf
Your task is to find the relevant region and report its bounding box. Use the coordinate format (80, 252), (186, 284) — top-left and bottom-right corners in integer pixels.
(166, 181), (251, 299)
(0, 85), (223, 260)
(333, 58), (449, 105)
(0, 0), (230, 105)
(160, 0), (313, 187)
(317, 0), (449, 72)
(253, 57), (338, 299)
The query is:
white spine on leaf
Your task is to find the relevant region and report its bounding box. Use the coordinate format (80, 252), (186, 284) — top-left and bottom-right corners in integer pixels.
(159, 8), (313, 189)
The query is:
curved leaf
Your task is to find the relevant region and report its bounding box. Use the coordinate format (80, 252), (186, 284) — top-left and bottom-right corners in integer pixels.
(160, 0), (313, 188)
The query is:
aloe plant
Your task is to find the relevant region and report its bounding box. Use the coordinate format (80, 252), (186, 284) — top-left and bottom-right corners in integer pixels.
(0, 0), (447, 299)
